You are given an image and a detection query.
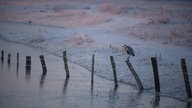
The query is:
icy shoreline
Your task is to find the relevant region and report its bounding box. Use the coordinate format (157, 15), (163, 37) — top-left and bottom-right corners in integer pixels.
(1, 38), (190, 108)
(0, 0), (192, 103)
(0, 21), (192, 101)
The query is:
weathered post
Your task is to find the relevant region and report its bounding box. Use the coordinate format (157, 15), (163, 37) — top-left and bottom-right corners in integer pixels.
(181, 58), (192, 98)
(25, 56), (31, 79)
(16, 53), (19, 74)
(63, 51), (70, 78)
(151, 57), (160, 97)
(1, 50), (4, 61)
(126, 61), (143, 91)
(110, 56), (118, 88)
(39, 55), (47, 75)
(8, 53), (11, 65)
(91, 54), (95, 89)
(26, 56), (31, 71)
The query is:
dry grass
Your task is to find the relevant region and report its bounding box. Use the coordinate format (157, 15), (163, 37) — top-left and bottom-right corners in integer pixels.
(170, 28), (183, 46)
(169, 26), (192, 46)
(61, 10), (86, 17)
(99, 3), (123, 14)
(28, 34), (45, 44)
(128, 24), (192, 46)
(66, 33), (94, 46)
(148, 13), (170, 24)
(128, 6), (192, 46)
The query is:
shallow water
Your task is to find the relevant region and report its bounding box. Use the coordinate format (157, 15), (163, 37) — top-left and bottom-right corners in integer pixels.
(0, 39), (129, 108)
(0, 39), (190, 108)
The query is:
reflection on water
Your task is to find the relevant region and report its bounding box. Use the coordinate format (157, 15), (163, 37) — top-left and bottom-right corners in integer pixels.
(90, 90), (94, 108)
(63, 78), (69, 94)
(40, 74), (46, 88)
(16, 63), (19, 76)
(7, 62), (11, 68)
(151, 95), (160, 108)
(39, 65), (47, 88)
(1, 59), (3, 69)
(108, 87), (118, 108)
(187, 103), (191, 108)
(25, 70), (31, 81)
(110, 86), (118, 100)
(62, 77), (69, 108)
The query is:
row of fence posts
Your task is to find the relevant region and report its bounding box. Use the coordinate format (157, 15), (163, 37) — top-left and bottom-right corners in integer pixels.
(92, 54), (191, 99)
(1, 50), (192, 99)
(151, 57), (192, 99)
(1, 50), (47, 76)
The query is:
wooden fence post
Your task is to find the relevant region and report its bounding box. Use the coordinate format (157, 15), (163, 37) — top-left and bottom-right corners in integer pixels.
(151, 57), (160, 96)
(25, 56), (31, 79)
(126, 61), (143, 91)
(181, 58), (192, 98)
(63, 51), (70, 78)
(16, 53), (19, 73)
(110, 56), (118, 88)
(91, 54), (95, 89)
(40, 55), (47, 75)
(26, 56), (31, 71)
(1, 50), (4, 61)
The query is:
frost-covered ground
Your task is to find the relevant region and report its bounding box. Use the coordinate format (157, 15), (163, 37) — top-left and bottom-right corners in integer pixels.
(0, 0), (192, 101)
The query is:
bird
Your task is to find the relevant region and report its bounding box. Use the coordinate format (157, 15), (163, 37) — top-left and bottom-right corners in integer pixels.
(122, 44), (135, 61)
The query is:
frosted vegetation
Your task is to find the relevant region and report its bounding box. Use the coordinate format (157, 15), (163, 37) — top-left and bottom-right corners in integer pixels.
(0, 0), (192, 101)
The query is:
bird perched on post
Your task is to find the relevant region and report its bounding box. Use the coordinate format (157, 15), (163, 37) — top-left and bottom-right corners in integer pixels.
(122, 44), (135, 62)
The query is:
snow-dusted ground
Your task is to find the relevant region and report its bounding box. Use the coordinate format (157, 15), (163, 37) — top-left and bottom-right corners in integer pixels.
(0, 0), (192, 101)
